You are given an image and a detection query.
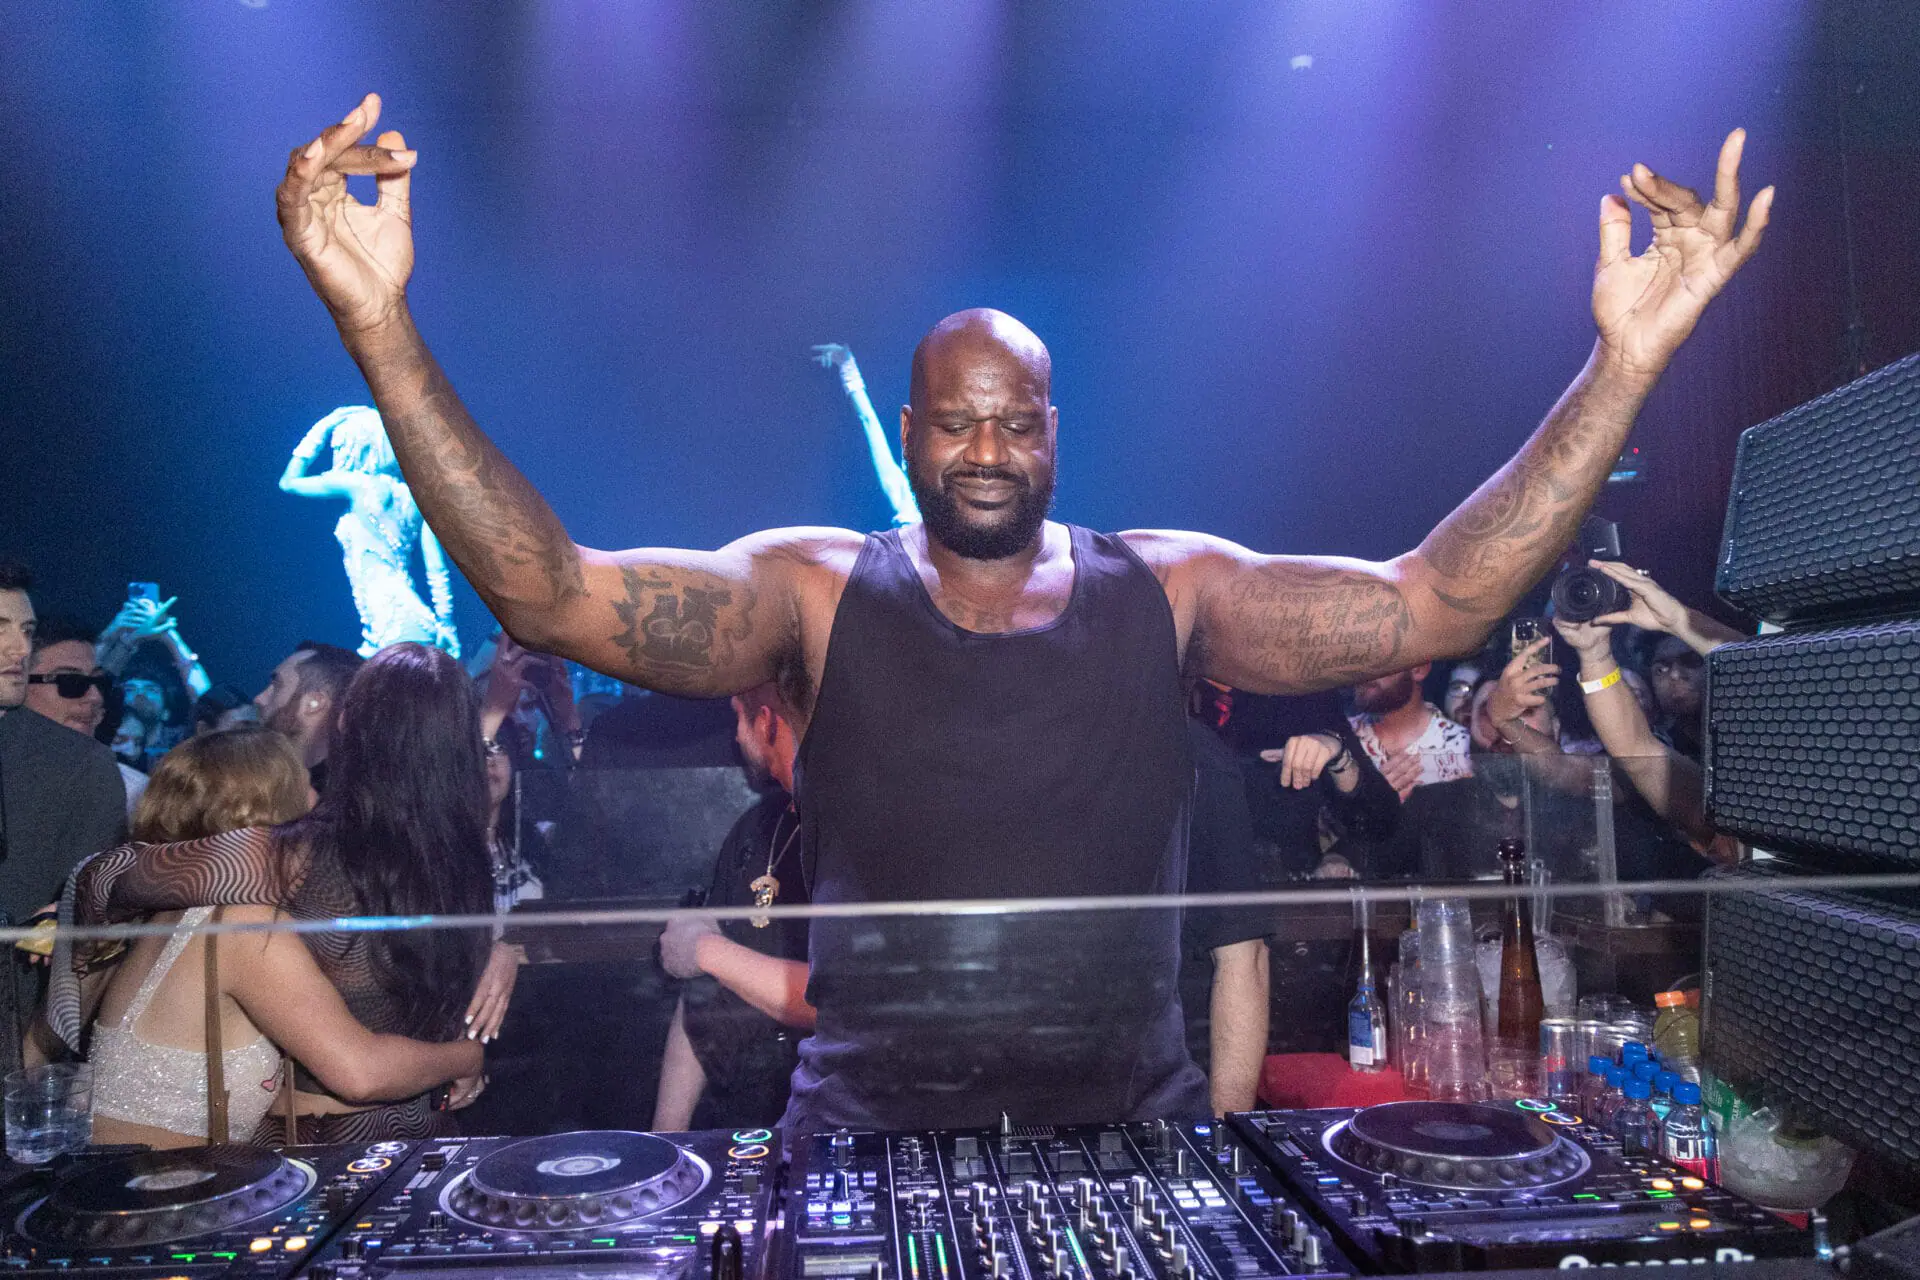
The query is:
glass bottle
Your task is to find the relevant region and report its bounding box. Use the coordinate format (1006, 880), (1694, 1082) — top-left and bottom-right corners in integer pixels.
(1495, 839), (1545, 1052)
(1348, 896), (1389, 1072)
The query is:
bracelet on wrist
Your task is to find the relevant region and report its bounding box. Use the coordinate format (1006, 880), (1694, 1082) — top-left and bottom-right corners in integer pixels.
(1579, 667), (1622, 695)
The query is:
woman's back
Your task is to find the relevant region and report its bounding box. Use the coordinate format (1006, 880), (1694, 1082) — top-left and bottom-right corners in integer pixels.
(89, 907), (282, 1148)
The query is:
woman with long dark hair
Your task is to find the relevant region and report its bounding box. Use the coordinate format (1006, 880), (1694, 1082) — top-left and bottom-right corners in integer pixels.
(69, 643), (495, 1141)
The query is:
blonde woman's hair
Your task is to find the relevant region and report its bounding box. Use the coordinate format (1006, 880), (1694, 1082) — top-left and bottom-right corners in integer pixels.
(131, 726), (314, 843)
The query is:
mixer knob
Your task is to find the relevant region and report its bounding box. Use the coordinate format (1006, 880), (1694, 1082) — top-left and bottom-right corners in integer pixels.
(1301, 1235), (1323, 1268)
(991, 1252), (1008, 1279)
(1052, 1249), (1071, 1277)
(1112, 1253), (1130, 1280)
(833, 1172), (855, 1201)
(1127, 1176), (1148, 1206)
(1074, 1178), (1094, 1209)
(1173, 1149), (1188, 1177)
(1171, 1242), (1190, 1278)
(426, 1211), (447, 1232)
(341, 1238), (365, 1261)
(1153, 1120), (1173, 1155)
(1230, 1147), (1247, 1176)
(831, 1131), (856, 1169)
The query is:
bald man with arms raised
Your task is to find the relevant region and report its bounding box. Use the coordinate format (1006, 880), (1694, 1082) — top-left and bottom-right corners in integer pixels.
(277, 95), (1771, 1133)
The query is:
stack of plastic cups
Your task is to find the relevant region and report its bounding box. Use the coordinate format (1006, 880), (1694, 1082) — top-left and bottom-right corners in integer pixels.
(1415, 897), (1488, 1101)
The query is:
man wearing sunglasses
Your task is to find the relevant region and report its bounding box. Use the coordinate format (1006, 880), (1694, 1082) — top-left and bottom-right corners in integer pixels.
(24, 619), (149, 817)
(0, 564), (129, 929)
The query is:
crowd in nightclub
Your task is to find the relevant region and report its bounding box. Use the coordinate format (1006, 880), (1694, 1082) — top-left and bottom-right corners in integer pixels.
(0, 537), (1749, 1144)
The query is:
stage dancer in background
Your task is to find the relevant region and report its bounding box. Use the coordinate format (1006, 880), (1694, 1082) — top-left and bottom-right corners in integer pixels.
(277, 95), (1769, 1134)
(813, 344), (920, 527)
(280, 405), (459, 659)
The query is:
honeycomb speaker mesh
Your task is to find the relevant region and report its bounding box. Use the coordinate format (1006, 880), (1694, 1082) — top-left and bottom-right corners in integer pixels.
(1704, 869), (1920, 1172)
(1706, 622), (1920, 869)
(1716, 351), (1920, 624)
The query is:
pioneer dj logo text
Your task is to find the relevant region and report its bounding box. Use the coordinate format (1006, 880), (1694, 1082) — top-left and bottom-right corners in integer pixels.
(1558, 1249), (1759, 1267)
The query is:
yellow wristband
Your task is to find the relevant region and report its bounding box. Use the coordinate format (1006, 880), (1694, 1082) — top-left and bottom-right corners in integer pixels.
(1579, 667), (1622, 695)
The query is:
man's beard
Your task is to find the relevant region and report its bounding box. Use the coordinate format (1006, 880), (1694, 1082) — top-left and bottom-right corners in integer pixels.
(264, 698), (306, 743)
(909, 462), (1055, 561)
(1353, 672), (1417, 715)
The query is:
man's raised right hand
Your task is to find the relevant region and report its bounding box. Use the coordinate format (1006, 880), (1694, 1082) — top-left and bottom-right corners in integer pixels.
(277, 93), (419, 337)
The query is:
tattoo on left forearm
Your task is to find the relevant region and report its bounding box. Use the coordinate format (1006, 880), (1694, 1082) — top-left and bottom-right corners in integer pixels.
(1419, 368), (1643, 619)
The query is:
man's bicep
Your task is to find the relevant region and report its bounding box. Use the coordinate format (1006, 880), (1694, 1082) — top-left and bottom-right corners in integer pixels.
(1191, 546), (1422, 695)
(529, 530), (836, 699)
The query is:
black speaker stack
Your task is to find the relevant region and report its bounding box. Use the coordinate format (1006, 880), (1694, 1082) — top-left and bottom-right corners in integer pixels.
(1704, 351), (1920, 1176)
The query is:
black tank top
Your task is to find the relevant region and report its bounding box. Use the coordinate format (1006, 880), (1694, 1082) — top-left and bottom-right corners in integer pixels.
(783, 525), (1209, 1134)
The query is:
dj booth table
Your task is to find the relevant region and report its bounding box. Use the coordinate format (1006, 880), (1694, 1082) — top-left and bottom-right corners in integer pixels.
(0, 1102), (1826, 1280)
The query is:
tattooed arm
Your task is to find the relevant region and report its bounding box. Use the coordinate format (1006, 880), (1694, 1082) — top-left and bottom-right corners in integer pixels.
(1147, 131), (1772, 692)
(275, 96), (844, 697)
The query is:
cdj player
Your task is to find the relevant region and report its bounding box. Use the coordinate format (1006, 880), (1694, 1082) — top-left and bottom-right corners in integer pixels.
(777, 1119), (1350, 1280)
(296, 1128), (778, 1280)
(1227, 1102), (1813, 1271)
(0, 1141), (411, 1279)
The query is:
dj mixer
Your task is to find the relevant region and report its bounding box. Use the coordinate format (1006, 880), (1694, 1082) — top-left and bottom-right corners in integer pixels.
(777, 1119), (1350, 1280)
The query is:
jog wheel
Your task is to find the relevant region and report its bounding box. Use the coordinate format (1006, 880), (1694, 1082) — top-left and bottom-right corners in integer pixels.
(1325, 1101), (1590, 1191)
(24, 1147), (314, 1248)
(443, 1131), (711, 1231)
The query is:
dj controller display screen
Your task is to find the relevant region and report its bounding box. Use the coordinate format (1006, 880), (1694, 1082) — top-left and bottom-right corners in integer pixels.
(0, 1105), (1813, 1280)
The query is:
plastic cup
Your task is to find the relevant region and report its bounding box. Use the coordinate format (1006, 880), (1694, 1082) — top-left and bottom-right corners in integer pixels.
(5, 1065), (93, 1164)
(1487, 1044), (1541, 1100)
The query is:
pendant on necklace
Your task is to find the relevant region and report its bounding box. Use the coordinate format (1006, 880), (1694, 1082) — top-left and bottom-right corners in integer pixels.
(748, 874), (779, 928)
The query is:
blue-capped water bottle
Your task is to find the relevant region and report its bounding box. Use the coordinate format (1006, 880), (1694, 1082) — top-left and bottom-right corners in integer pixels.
(1614, 1079), (1658, 1157)
(1660, 1081), (1717, 1182)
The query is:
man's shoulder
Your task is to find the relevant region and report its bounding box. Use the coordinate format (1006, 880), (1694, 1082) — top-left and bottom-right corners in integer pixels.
(740, 526), (867, 573)
(0, 709), (120, 775)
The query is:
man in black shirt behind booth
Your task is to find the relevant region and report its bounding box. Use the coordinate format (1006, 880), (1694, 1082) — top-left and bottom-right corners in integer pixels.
(276, 97), (1771, 1132)
(653, 683), (813, 1130)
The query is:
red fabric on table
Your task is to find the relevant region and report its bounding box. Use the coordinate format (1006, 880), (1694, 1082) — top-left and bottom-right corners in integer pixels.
(1259, 1053), (1417, 1108)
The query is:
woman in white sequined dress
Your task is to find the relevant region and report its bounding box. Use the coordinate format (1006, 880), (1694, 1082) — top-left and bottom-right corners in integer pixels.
(279, 405), (459, 658)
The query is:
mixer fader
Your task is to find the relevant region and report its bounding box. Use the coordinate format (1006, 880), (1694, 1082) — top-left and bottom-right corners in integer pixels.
(782, 1121), (1351, 1280)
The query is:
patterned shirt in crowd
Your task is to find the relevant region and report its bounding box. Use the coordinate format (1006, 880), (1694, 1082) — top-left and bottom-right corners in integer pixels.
(1348, 702), (1474, 789)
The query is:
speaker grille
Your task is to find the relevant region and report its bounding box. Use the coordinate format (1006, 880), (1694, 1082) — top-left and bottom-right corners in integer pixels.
(1704, 870), (1920, 1172)
(1717, 351), (1920, 624)
(1706, 622), (1920, 870)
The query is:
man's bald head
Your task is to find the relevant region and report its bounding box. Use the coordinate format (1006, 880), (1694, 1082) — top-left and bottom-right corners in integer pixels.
(901, 309), (1058, 560)
(908, 309), (1052, 412)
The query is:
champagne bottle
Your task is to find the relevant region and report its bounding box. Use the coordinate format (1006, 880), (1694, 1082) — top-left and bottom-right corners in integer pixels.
(1495, 839), (1545, 1052)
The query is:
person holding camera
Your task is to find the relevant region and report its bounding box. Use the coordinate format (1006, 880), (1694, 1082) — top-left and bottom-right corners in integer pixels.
(1545, 561), (1745, 866)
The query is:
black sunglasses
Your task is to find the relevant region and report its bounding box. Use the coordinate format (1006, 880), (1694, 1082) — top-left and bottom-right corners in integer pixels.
(27, 672), (115, 699)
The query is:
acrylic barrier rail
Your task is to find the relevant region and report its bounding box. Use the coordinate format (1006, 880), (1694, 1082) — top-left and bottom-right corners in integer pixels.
(3, 867), (1916, 1172)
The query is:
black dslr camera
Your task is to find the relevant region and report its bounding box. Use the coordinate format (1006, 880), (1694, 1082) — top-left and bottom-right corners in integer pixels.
(1549, 516), (1627, 623)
